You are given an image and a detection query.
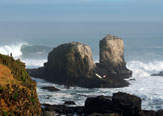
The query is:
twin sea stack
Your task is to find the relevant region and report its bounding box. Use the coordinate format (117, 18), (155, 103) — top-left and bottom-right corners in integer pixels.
(28, 34), (132, 88)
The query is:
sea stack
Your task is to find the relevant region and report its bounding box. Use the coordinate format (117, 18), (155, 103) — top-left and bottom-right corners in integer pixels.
(96, 34), (132, 78)
(44, 42), (95, 78)
(28, 34), (132, 88)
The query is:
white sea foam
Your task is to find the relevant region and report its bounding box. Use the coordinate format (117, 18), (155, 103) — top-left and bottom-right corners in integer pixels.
(127, 60), (163, 77)
(22, 59), (47, 68)
(0, 42), (28, 57)
(0, 42), (48, 68)
(32, 60), (163, 111)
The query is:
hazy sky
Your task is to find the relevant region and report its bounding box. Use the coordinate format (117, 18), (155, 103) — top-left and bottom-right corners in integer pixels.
(0, 0), (163, 22)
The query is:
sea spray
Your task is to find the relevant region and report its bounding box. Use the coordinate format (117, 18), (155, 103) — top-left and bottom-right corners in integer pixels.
(0, 42), (51, 68)
(33, 60), (163, 111)
(127, 60), (163, 77)
(0, 42), (28, 57)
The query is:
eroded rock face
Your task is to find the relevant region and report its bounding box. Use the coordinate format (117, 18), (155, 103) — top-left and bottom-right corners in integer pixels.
(98, 34), (132, 78)
(100, 34), (125, 67)
(44, 42), (95, 78)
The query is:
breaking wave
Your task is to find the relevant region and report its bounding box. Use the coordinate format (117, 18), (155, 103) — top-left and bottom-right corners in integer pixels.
(127, 60), (163, 78)
(0, 42), (28, 57)
(0, 42), (52, 68)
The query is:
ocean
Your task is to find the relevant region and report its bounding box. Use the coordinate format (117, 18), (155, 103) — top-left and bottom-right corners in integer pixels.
(0, 21), (163, 111)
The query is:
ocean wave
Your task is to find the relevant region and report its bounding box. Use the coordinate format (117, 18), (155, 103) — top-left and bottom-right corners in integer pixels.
(127, 60), (163, 78)
(0, 42), (28, 57)
(32, 60), (163, 111)
(0, 42), (52, 68)
(33, 75), (163, 110)
(22, 59), (47, 68)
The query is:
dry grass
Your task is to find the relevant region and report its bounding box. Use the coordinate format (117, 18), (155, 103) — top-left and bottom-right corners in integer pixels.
(0, 64), (15, 86)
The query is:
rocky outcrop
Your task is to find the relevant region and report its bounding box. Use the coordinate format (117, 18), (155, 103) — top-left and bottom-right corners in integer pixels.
(0, 54), (41, 116)
(96, 34), (132, 78)
(41, 92), (161, 116)
(28, 34), (132, 88)
(41, 86), (60, 92)
(44, 42), (95, 78)
(151, 71), (163, 76)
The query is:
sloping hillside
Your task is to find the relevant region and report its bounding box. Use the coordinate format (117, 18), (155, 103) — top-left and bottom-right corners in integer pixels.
(0, 54), (41, 116)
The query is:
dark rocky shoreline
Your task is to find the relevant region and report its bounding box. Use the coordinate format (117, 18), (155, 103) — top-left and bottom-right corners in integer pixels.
(41, 92), (163, 116)
(151, 71), (163, 77)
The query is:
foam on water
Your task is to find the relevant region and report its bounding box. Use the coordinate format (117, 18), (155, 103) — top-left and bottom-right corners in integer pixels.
(0, 42), (49, 68)
(1, 42), (163, 111)
(33, 60), (163, 111)
(0, 42), (28, 57)
(127, 60), (163, 77)
(22, 59), (47, 68)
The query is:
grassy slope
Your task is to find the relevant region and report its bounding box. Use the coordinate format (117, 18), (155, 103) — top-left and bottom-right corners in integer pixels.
(0, 54), (41, 116)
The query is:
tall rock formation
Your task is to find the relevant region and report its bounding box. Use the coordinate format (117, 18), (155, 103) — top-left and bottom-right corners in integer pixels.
(97, 34), (132, 78)
(0, 54), (41, 116)
(100, 34), (125, 67)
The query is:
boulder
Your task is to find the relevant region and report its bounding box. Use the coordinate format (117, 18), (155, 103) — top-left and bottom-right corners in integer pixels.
(156, 110), (163, 116)
(42, 104), (84, 115)
(41, 86), (60, 92)
(0, 54), (41, 116)
(64, 101), (76, 105)
(88, 113), (120, 116)
(84, 92), (143, 116)
(85, 96), (114, 114)
(143, 110), (156, 116)
(98, 34), (132, 78)
(43, 111), (58, 116)
(112, 92), (141, 116)
(151, 71), (163, 77)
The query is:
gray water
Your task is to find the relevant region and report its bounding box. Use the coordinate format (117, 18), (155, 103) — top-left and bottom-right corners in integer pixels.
(0, 21), (163, 110)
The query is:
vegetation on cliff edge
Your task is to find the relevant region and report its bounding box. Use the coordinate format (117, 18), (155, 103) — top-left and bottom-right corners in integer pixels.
(0, 54), (41, 116)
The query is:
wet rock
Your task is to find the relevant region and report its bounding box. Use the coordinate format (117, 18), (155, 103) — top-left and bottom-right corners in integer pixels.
(41, 86), (60, 92)
(88, 113), (120, 116)
(42, 104), (84, 115)
(85, 96), (114, 114)
(42, 92), (163, 116)
(143, 110), (156, 116)
(112, 92), (141, 116)
(151, 71), (163, 77)
(43, 111), (58, 116)
(156, 110), (163, 116)
(64, 101), (76, 105)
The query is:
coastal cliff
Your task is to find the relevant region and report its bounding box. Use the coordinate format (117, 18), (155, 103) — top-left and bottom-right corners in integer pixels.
(28, 34), (132, 88)
(0, 54), (41, 116)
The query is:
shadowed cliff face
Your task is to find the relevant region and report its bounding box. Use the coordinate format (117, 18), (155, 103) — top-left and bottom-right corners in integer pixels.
(0, 54), (41, 116)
